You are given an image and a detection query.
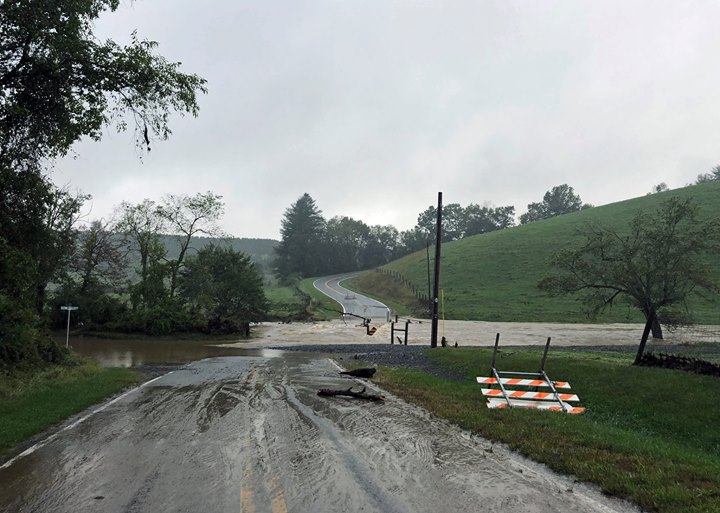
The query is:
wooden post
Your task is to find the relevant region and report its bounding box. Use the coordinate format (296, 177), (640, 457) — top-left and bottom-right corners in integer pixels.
(404, 320), (409, 345)
(390, 322), (395, 344)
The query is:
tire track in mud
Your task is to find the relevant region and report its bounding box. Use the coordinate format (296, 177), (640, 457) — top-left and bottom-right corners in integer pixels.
(239, 355), (638, 513)
(0, 355), (637, 513)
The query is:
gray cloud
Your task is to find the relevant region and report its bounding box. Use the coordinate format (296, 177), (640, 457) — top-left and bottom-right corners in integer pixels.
(53, 0), (720, 238)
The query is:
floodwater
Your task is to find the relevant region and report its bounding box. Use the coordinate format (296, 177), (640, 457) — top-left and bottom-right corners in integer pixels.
(55, 335), (258, 368)
(0, 350), (638, 513)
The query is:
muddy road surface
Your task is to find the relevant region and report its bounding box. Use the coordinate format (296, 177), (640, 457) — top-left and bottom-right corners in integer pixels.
(0, 351), (635, 513)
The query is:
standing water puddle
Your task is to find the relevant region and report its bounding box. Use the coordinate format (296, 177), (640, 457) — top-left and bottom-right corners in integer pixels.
(55, 335), (281, 367)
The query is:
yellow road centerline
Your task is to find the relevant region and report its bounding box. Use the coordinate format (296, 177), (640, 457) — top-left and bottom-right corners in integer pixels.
(240, 488), (254, 513)
(270, 476), (288, 513)
(271, 494), (288, 513)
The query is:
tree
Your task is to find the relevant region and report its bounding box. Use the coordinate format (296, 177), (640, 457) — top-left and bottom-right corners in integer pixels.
(0, 1), (206, 167)
(520, 184), (591, 224)
(274, 193), (326, 282)
(463, 204), (516, 237)
(695, 165), (720, 184)
(539, 197), (720, 363)
(648, 182), (670, 194)
(399, 227), (429, 255)
(156, 192), (224, 298)
(179, 245), (267, 335)
(322, 216), (371, 273)
(115, 199), (168, 309)
(70, 219), (129, 294)
(0, 1), (205, 363)
(415, 203), (464, 243)
(362, 225), (401, 268)
(31, 187), (90, 314)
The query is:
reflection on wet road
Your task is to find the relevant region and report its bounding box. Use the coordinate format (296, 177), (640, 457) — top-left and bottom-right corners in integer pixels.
(0, 354), (634, 513)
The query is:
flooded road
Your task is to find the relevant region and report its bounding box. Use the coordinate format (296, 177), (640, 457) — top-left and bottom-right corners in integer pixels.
(0, 352), (635, 513)
(54, 335), (249, 367)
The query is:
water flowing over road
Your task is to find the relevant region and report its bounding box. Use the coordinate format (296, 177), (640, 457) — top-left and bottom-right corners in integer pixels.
(0, 351), (636, 513)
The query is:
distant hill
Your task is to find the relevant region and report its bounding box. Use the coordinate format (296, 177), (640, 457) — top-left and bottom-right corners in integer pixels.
(160, 236), (277, 271)
(354, 181), (720, 325)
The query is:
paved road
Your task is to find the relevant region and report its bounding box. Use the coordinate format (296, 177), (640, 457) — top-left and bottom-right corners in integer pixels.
(313, 273), (391, 322)
(0, 353), (635, 513)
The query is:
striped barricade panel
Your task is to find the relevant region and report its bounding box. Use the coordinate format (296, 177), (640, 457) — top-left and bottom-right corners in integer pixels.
(481, 388), (579, 402)
(486, 397), (586, 414)
(476, 376), (571, 389)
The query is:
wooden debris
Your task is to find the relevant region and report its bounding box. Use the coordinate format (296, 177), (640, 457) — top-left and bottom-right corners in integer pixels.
(339, 367), (376, 378)
(317, 386), (385, 402)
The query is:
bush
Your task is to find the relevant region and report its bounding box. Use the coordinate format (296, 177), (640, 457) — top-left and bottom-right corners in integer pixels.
(121, 300), (199, 335)
(0, 295), (65, 367)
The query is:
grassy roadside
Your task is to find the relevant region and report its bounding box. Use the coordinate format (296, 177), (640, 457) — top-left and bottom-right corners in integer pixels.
(344, 272), (418, 318)
(264, 284), (308, 320)
(297, 277), (342, 320)
(374, 348), (720, 513)
(0, 362), (140, 459)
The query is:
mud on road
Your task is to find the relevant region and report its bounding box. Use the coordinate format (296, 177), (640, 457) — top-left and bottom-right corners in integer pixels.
(1, 346), (638, 513)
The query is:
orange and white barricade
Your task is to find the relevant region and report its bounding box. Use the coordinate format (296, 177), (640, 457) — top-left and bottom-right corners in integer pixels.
(477, 334), (585, 414)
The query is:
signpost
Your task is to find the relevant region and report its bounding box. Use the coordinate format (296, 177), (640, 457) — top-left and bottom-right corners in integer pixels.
(60, 305), (79, 348)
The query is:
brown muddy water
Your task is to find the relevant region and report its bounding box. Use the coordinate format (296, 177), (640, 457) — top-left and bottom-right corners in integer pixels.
(54, 334), (276, 367)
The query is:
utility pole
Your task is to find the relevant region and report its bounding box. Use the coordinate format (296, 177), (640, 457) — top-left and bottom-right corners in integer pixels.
(430, 192), (443, 348)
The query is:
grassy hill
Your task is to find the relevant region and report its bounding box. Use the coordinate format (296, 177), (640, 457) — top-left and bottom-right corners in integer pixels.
(351, 181), (720, 324)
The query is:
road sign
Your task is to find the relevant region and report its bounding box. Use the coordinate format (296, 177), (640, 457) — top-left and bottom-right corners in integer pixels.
(60, 306), (79, 348)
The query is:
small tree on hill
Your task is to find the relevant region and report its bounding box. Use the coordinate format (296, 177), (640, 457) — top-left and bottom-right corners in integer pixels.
(695, 165), (720, 184)
(539, 197), (720, 364)
(520, 184), (591, 224)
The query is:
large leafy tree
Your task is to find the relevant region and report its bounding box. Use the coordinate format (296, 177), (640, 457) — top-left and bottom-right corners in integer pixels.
(520, 184), (591, 224)
(179, 245), (267, 335)
(274, 193), (326, 282)
(415, 203), (464, 243)
(115, 199), (168, 310)
(362, 225), (401, 269)
(0, 0), (206, 166)
(322, 216), (371, 273)
(539, 197), (720, 363)
(156, 192), (225, 298)
(1, 0), (206, 363)
(462, 204), (516, 237)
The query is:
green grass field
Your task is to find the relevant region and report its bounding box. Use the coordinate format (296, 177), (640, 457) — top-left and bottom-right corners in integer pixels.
(375, 348), (720, 513)
(0, 362), (140, 459)
(364, 181), (720, 324)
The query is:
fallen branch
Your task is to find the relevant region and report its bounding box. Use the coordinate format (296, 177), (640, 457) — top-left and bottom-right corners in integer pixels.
(339, 367), (377, 378)
(317, 386), (385, 401)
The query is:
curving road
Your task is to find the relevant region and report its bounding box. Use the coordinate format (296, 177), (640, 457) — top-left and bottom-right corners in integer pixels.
(313, 273), (391, 322)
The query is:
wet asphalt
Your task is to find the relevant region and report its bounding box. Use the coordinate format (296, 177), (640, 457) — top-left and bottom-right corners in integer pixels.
(0, 351), (637, 513)
(313, 274), (391, 321)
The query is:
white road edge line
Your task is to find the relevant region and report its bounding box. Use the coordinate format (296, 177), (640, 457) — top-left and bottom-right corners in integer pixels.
(0, 372), (172, 470)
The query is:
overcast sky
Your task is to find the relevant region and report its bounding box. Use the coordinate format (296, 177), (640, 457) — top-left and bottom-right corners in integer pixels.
(52, 0), (720, 239)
